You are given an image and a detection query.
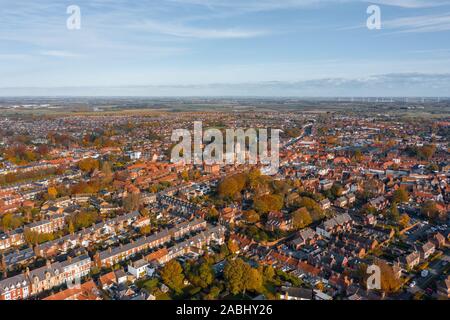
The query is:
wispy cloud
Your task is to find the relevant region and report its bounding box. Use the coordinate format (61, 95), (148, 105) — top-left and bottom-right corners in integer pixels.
(1, 73), (449, 97)
(39, 50), (83, 58)
(368, 0), (450, 8)
(384, 12), (450, 32)
(134, 20), (267, 39)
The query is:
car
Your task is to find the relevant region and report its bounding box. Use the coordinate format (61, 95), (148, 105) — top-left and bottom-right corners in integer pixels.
(409, 281), (416, 288)
(441, 261), (448, 266)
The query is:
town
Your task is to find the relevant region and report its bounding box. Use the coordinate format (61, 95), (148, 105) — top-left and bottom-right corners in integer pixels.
(0, 98), (448, 301)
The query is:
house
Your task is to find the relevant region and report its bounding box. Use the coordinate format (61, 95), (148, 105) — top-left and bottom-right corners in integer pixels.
(420, 241), (436, 260)
(279, 286), (313, 300)
(403, 251), (420, 269)
(99, 272), (117, 290)
(346, 193), (356, 204)
(369, 196), (388, 211)
(43, 280), (102, 300)
(316, 213), (353, 238)
(127, 259), (150, 280)
(145, 248), (170, 265)
(0, 228), (25, 250)
(320, 180), (333, 191)
(115, 269), (128, 285)
(0, 273), (31, 300)
(437, 276), (450, 299)
(24, 214), (65, 234)
(334, 197), (348, 208)
(431, 232), (446, 249)
(319, 199), (331, 210)
(291, 228), (316, 249)
(219, 207), (238, 225)
(204, 164), (220, 174)
(363, 214), (377, 226)
(265, 211), (293, 232)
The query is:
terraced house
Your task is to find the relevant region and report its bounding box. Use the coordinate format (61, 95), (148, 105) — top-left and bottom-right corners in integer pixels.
(0, 255), (92, 300)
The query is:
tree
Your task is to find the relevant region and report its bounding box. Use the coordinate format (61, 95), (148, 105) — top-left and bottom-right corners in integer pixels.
(217, 177), (240, 198)
(68, 220), (75, 234)
(417, 144), (436, 160)
(392, 188), (409, 204)
(1, 213), (23, 231)
(197, 261), (214, 289)
(421, 200), (441, 220)
(378, 261), (402, 293)
(180, 170), (189, 182)
(78, 158), (100, 173)
(263, 265), (275, 281)
(206, 207), (219, 221)
(101, 161), (113, 182)
(330, 183), (343, 198)
(24, 229), (39, 246)
(292, 207), (313, 229)
(123, 193), (140, 211)
(399, 214), (410, 229)
(47, 186), (58, 199)
(246, 267), (263, 293)
(227, 239), (240, 255)
(224, 258), (247, 295)
(253, 194), (283, 214)
(361, 260), (402, 293)
(243, 210), (260, 224)
(160, 260), (185, 294)
(223, 258), (263, 295)
(388, 203), (400, 222)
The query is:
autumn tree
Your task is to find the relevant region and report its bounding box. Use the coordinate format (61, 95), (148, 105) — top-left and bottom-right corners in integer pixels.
(253, 194), (283, 214)
(160, 260), (185, 294)
(78, 158), (100, 173)
(223, 258), (247, 295)
(399, 214), (411, 229)
(263, 265), (275, 281)
(392, 188), (409, 204)
(292, 207), (313, 229)
(223, 258), (263, 295)
(421, 201), (441, 221)
(188, 261), (214, 289)
(227, 239), (240, 255)
(47, 186), (58, 199)
(1, 214), (23, 231)
(243, 210), (260, 224)
(388, 203), (400, 222)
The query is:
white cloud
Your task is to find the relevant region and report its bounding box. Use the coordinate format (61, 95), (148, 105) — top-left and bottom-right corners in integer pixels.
(39, 50), (83, 58)
(135, 20), (267, 39)
(384, 13), (450, 32)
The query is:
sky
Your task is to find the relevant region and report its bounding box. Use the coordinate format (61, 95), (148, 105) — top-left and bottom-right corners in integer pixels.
(1, 0), (450, 96)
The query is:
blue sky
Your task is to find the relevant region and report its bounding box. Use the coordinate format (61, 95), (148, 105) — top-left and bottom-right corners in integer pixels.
(1, 0), (450, 96)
